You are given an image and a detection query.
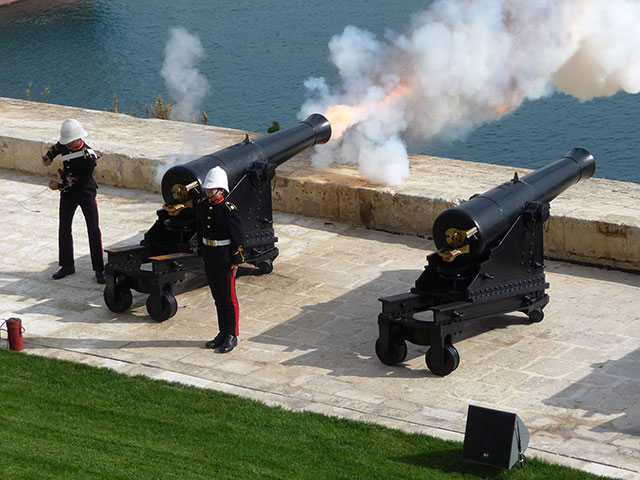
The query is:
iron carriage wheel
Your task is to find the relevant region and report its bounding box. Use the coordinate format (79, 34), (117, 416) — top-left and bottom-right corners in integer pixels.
(104, 285), (133, 313)
(146, 293), (178, 322)
(257, 259), (274, 274)
(527, 309), (544, 323)
(425, 345), (460, 376)
(375, 337), (408, 366)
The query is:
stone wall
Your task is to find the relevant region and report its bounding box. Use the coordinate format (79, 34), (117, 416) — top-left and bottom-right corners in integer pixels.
(1, 97), (639, 271)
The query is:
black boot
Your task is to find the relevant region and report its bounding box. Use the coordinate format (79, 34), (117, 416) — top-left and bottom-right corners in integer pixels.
(52, 266), (75, 280)
(218, 335), (237, 353)
(205, 333), (225, 349)
(95, 271), (106, 284)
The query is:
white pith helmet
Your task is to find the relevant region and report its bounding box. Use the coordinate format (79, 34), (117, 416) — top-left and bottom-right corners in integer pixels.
(59, 118), (88, 144)
(202, 166), (229, 193)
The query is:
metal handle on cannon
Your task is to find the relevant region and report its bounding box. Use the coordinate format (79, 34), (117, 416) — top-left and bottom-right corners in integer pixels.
(162, 180), (201, 216)
(438, 226), (478, 262)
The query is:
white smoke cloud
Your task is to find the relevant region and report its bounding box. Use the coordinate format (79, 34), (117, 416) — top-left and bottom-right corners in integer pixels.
(301, 0), (640, 185)
(161, 26), (209, 122)
(154, 27), (212, 187)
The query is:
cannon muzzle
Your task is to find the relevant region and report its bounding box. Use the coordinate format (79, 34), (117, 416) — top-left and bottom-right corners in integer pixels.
(161, 114), (331, 209)
(433, 148), (595, 262)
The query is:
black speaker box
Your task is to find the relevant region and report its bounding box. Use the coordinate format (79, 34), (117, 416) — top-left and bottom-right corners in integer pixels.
(462, 405), (530, 469)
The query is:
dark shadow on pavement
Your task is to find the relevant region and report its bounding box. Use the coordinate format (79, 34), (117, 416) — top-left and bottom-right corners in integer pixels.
(545, 258), (640, 288)
(249, 268), (536, 380)
(543, 348), (640, 437)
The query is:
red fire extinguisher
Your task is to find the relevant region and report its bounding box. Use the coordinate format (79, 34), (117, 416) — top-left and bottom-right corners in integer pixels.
(1, 317), (25, 351)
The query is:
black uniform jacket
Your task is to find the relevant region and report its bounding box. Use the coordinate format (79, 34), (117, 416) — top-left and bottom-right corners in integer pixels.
(195, 197), (245, 265)
(45, 141), (98, 196)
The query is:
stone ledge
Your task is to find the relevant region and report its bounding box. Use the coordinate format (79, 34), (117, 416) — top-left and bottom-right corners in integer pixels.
(1, 96), (639, 271)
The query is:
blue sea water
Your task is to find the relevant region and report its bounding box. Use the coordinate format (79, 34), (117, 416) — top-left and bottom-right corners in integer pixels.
(1, 0), (639, 183)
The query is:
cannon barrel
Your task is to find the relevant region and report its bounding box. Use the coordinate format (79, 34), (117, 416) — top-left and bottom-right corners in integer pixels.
(161, 114), (331, 205)
(106, 114), (331, 322)
(432, 148), (595, 261)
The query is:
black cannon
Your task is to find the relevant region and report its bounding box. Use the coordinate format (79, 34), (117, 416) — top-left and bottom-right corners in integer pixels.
(104, 114), (331, 321)
(375, 148), (595, 376)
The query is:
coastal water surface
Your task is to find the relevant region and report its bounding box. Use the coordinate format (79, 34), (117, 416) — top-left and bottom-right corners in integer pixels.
(1, 0), (639, 182)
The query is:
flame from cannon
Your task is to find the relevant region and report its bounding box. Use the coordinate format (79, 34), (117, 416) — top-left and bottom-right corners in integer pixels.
(323, 84), (409, 140)
(324, 104), (362, 139)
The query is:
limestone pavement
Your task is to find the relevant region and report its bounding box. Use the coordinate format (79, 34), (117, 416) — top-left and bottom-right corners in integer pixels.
(3, 96), (640, 273)
(1, 169), (639, 479)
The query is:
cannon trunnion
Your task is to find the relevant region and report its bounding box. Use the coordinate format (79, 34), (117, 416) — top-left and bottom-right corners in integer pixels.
(376, 148), (595, 376)
(104, 114), (331, 321)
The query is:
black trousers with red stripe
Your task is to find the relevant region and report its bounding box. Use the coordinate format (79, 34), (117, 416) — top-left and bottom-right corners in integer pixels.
(202, 250), (239, 337)
(58, 191), (104, 271)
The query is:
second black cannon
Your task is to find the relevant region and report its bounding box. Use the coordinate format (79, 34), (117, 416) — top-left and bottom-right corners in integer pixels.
(376, 148), (595, 376)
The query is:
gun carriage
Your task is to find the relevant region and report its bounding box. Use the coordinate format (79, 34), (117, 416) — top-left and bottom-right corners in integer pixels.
(103, 114), (331, 321)
(375, 148), (595, 376)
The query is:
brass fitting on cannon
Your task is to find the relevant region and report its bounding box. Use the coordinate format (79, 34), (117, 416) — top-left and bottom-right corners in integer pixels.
(437, 226), (478, 262)
(162, 180), (199, 216)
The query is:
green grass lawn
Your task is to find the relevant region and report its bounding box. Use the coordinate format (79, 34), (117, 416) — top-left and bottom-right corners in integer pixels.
(0, 349), (612, 480)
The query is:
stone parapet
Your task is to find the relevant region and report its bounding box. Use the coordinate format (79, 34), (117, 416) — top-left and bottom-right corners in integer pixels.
(1, 97), (638, 271)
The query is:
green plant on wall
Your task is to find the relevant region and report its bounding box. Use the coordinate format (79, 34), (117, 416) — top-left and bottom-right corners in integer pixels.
(113, 92), (120, 113)
(112, 92), (134, 116)
(146, 95), (174, 120)
(25, 83), (51, 102)
(268, 121), (280, 133)
(144, 95), (208, 124)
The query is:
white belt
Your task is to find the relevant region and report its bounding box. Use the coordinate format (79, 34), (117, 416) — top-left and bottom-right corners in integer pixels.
(61, 148), (96, 161)
(203, 238), (231, 247)
(61, 150), (85, 161)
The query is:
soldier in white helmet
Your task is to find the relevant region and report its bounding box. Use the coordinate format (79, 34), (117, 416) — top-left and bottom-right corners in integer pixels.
(41, 118), (105, 284)
(196, 166), (245, 353)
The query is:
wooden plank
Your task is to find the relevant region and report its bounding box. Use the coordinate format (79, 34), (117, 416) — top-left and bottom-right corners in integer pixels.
(148, 252), (195, 261)
(105, 245), (147, 254)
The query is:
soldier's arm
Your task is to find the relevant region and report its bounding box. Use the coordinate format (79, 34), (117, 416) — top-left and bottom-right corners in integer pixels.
(226, 202), (245, 264)
(42, 143), (61, 166)
(195, 201), (204, 257)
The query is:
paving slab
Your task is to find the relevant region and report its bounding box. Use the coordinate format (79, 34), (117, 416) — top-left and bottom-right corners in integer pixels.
(1, 169), (639, 479)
